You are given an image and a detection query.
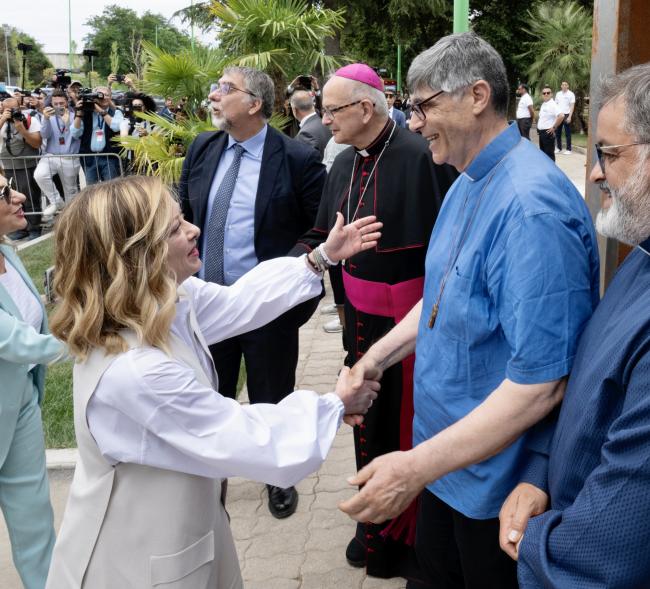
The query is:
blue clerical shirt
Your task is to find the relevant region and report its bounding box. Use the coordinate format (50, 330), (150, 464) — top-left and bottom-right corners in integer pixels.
(200, 125), (266, 284)
(413, 123), (600, 519)
(518, 238), (650, 588)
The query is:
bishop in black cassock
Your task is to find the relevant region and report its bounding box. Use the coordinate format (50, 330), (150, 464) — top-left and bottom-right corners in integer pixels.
(293, 64), (457, 586)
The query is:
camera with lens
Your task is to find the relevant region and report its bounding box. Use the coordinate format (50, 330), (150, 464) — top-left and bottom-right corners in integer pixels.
(79, 88), (105, 112)
(54, 69), (72, 89)
(10, 108), (26, 123)
(115, 74), (126, 83)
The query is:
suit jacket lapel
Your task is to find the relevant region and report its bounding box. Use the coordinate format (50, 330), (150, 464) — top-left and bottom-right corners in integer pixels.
(197, 133), (229, 230)
(0, 245), (47, 332)
(254, 126), (283, 240)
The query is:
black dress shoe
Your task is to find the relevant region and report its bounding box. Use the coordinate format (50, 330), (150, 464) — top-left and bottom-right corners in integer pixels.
(266, 484), (298, 519)
(345, 537), (366, 568)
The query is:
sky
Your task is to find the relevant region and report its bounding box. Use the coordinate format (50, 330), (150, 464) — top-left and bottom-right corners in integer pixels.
(1, 0), (214, 54)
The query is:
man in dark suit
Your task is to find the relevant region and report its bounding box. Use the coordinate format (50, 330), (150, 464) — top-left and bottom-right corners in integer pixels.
(386, 90), (406, 128)
(179, 66), (326, 519)
(290, 90), (332, 158)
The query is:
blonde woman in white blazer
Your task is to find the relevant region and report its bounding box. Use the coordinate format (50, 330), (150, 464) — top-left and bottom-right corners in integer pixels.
(46, 176), (381, 588)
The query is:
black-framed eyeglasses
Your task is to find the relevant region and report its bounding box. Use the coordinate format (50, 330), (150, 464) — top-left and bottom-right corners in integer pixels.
(210, 82), (257, 98)
(595, 142), (650, 174)
(322, 100), (371, 119)
(411, 89), (445, 121)
(0, 177), (14, 205)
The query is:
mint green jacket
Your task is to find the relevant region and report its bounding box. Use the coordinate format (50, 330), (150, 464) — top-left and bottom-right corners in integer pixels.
(0, 244), (63, 464)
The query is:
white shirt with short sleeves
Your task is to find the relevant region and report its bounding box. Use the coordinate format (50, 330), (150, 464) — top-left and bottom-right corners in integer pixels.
(538, 99), (560, 131)
(516, 93), (533, 119)
(555, 90), (576, 114)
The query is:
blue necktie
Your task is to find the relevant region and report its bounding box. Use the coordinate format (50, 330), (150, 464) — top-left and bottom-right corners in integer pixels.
(204, 143), (245, 284)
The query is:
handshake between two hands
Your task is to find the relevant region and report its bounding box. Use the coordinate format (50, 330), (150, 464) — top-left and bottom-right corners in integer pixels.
(334, 363), (382, 426)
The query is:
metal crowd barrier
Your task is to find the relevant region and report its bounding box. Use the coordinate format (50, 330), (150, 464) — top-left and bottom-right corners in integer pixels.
(0, 153), (125, 217)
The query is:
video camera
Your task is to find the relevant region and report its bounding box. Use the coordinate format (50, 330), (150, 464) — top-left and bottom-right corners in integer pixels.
(79, 88), (105, 113)
(53, 69), (73, 90)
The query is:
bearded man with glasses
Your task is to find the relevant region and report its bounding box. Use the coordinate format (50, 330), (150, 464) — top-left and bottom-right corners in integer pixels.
(179, 66), (326, 521)
(295, 63), (457, 585)
(499, 62), (650, 589)
(337, 33), (600, 589)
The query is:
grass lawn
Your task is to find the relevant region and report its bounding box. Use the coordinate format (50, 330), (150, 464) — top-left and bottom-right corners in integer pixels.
(18, 236), (246, 449)
(571, 132), (588, 149)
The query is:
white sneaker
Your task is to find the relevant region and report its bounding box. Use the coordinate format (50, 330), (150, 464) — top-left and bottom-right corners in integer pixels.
(320, 303), (338, 315)
(563, 150), (572, 155)
(323, 318), (343, 333)
(554, 147), (561, 153)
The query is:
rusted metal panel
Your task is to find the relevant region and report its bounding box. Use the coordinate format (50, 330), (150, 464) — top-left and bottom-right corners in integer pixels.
(588, 0), (650, 291)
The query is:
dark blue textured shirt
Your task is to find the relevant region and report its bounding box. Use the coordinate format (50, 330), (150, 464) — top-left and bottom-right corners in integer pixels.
(519, 238), (650, 588)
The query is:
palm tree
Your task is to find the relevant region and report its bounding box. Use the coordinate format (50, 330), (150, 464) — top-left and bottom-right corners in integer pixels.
(140, 41), (230, 112)
(521, 1), (592, 131)
(209, 0), (347, 108)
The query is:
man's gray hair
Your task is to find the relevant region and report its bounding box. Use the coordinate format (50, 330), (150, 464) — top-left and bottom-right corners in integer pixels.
(407, 32), (509, 117)
(599, 63), (650, 145)
(335, 78), (389, 117)
(290, 90), (315, 113)
(224, 66), (274, 119)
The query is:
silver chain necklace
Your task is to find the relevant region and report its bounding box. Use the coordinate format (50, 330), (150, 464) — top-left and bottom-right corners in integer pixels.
(345, 121), (397, 224)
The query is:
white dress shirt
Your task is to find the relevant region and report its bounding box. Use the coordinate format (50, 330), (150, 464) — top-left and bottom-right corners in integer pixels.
(87, 256), (344, 488)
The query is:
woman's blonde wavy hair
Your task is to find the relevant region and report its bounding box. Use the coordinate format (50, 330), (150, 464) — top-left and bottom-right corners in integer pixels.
(50, 176), (178, 360)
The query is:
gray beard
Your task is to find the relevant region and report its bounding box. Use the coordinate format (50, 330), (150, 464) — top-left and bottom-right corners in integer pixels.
(595, 160), (650, 245)
(210, 113), (232, 132)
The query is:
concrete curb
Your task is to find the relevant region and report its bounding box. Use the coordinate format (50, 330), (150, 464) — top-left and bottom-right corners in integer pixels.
(46, 448), (78, 470)
(15, 230), (53, 251)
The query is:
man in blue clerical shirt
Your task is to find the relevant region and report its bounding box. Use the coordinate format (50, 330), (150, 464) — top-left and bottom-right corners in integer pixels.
(498, 63), (650, 589)
(179, 67), (326, 521)
(338, 32), (600, 589)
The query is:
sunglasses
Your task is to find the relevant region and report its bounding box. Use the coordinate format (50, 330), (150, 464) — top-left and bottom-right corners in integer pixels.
(542, 91), (552, 95)
(210, 82), (257, 98)
(594, 142), (650, 174)
(0, 177), (14, 205)
(411, 89), (445, 121)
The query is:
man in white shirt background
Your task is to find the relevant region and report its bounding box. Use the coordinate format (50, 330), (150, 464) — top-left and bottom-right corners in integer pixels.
(516, 83), (535, 140)
(555, 80), (576, 154)
(537, 85), (564, 162)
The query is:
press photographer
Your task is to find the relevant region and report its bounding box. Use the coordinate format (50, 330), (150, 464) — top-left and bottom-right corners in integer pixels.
(35, 89), (83, 220)
(75, 83), (124, 184)
(0, 97), (43, 240)
(120, 92), (156, 173)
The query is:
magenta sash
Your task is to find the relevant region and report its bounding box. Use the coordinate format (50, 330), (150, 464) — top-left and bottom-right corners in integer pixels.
(341, 270), (424, 323)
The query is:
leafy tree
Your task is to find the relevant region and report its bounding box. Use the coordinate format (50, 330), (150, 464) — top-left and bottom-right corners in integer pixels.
(83, 6), (192, 78)
(337, 0), (451, 85)
(0, 26), (53, 88)
(521, 0), (592, 130)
